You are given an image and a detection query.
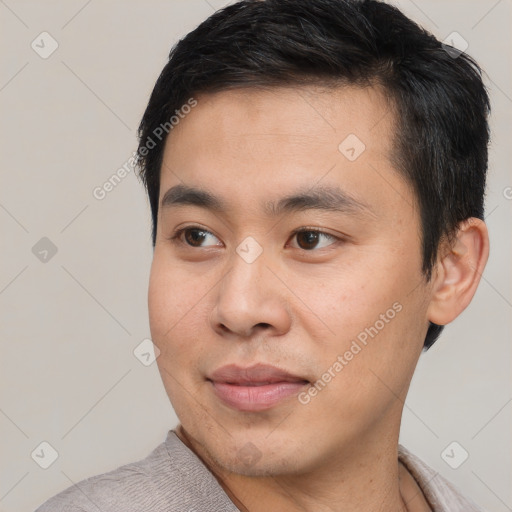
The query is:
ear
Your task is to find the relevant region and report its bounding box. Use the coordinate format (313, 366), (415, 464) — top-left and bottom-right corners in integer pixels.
(427, 218), (489, 326)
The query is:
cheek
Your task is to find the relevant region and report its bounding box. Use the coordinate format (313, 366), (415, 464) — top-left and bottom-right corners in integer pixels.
(148, 258), (209, 415)
(292, 253), (426, 379)
(324, 286), (426, 404)
(148, 259), (175, 342)
(148, 253), (215, 364)
(287, 260), (403, 338)
(149, 253), (197, 328)
(148, 256), (192, 354)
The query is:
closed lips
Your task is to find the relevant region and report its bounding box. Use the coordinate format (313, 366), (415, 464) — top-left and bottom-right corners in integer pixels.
(208, 364), (310, 385)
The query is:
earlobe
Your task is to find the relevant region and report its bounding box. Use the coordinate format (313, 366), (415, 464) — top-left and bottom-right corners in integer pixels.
(427, 218), (490, 326)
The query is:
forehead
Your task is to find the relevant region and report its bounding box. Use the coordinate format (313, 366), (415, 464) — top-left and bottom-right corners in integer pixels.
(165, 84), (395, 159)
(159, 85), (408, 215)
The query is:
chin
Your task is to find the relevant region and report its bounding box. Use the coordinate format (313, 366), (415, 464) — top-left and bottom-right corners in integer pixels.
(199, 428), (309, 477)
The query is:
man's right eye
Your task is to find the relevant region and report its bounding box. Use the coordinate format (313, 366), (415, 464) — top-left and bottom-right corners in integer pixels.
(171, 227), (223, 248)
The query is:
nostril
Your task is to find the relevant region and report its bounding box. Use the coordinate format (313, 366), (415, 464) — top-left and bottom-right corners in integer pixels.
(255, 322), (272, 329)
(219, 323), (230, 333)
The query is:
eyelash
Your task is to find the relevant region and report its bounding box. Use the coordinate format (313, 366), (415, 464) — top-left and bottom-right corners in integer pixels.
(168, 225), (342, 251)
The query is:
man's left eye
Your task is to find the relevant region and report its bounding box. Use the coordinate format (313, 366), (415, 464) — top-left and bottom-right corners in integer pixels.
(288, 230), (338, 250)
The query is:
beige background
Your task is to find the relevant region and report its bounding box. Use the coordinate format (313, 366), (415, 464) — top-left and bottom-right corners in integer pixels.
(0, 1), (510, 511)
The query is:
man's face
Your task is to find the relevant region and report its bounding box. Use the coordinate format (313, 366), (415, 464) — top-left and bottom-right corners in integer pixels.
(149, 85), (433, 476)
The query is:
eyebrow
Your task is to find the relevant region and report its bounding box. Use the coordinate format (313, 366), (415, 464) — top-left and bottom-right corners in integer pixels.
(160, 184), (373, 217)
(161, 184), (224, 211)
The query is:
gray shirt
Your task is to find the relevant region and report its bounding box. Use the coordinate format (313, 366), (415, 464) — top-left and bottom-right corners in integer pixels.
(35, 431), (484, 511)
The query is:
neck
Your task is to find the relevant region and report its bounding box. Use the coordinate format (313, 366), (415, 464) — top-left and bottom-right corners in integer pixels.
(221, 458), (408, 512)
(177, 426), (416, 512)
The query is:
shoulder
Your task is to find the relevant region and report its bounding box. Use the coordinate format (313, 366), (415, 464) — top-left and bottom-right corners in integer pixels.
(398, 444), (486, 512)
(34, 439), (170, 512)
(34, 431), (237, 512)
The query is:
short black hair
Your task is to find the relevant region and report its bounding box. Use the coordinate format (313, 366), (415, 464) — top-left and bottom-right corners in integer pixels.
(136, 0), (490, 350)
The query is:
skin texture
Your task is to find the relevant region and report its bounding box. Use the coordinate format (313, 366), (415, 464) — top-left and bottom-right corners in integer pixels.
(148, 85), (489, 512)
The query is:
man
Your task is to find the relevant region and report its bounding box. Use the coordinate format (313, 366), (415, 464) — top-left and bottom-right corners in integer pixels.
(36, 0), (490, 510)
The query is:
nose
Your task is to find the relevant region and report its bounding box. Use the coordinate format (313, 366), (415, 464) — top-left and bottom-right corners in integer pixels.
(210, 251), (292, 339)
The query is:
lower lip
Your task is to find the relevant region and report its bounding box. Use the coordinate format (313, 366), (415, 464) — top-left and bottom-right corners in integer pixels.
(210, 380), (308, 412)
